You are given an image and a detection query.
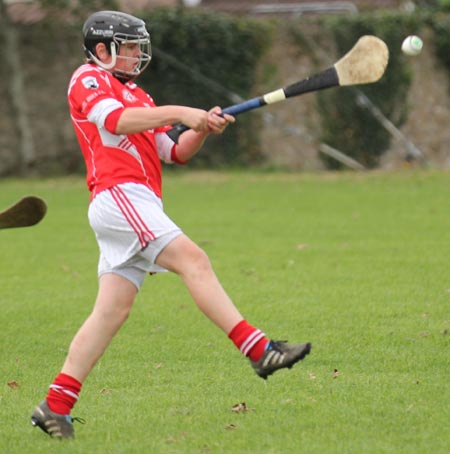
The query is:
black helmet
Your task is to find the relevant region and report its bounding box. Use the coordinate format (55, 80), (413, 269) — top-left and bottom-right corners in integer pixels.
(83, 11), (151, 80)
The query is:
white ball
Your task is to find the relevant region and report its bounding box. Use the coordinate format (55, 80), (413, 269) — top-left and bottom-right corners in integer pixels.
(401, 35), (423, 56)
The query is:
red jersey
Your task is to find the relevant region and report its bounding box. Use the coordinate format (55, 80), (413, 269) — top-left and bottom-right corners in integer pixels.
(68, 64), (176, 200)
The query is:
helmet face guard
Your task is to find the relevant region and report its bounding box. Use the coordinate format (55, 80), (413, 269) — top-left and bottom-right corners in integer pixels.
(83, 11), (152, 81)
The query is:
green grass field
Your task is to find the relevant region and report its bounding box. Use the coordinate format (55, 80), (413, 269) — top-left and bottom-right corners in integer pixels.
(0, 171), (449, 453)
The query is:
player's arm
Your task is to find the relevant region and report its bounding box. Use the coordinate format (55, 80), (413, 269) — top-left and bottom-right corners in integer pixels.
(115, 106), (210, 134)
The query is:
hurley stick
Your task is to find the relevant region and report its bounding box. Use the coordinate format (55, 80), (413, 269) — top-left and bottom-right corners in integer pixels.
(167, 35), (389, 144)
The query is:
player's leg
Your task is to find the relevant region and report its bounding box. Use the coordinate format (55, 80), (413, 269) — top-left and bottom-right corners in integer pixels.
(155, 234), (311, 379)
(31, 273), (137, 438)
(61, 272), (137, 382)
(155, 233), (243, 333)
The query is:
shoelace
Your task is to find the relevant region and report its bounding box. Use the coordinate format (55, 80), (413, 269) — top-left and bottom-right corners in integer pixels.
(71, 416), (86, 425)
(268, 340), (288, 352)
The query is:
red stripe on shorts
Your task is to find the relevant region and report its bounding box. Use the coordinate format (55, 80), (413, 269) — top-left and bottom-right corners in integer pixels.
(109, 186), (156, 248)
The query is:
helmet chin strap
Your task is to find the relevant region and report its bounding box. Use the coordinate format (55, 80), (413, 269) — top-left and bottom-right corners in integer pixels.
(90, 42), (117, 70)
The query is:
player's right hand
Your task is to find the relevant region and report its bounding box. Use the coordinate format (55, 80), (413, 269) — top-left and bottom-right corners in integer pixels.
(180, 108), (209, 132)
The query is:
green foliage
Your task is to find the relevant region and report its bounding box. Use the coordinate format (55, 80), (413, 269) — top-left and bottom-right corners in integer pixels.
(138, 8), (272, 168)
(314, 13), (421, 169)
(437, 0), (450, 10)
(429, 13), (450, 78)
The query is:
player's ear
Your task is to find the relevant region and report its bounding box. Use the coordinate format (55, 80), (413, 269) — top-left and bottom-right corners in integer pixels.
(95, 43), (110, 62)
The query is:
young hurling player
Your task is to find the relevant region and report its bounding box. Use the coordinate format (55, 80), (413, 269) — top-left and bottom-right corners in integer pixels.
(31, 11), (311, 439)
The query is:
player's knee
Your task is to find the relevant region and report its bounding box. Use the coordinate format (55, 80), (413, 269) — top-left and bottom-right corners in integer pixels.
(189, 244), (212, 273)
(162, 235), (213, 277)
(93, 296), (134, 327)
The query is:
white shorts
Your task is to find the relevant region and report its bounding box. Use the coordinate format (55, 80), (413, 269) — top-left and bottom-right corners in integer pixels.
(88, 182), (183, 290)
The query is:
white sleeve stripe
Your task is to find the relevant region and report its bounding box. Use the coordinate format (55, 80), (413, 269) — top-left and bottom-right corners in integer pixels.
(87, 98), (124, 128)
(155, 132), (176, 164)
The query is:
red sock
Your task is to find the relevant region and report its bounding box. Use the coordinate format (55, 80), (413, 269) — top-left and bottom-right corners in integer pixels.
(46, 373), (82, 415)
(228, 320), (269, 361)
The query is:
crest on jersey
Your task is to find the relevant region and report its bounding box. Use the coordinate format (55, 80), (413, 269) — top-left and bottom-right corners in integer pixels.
(82, 76), (100, 89)
(122, 89), (138, 103)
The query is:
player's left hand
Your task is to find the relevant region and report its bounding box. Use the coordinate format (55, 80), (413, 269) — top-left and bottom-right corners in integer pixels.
(207, 106), (235, 135)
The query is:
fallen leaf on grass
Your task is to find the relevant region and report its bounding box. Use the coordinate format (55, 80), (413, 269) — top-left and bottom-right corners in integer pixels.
(332, 369), (340, 379)
(7, 381), (19, 389)
(198, 240), (214, 247)
(441, 329), (449, 336)
(166, 432), (187, 443)
(99, 388), (113, 394)
(419, 331), (430, 337)
(226, 424), (237, 430)
(296, 243), (309, 250)
(231, 402), (253, 413)
(308, 372), (317, 380)
(242, 268), (257, 277)
(61, 264), (80, 278)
